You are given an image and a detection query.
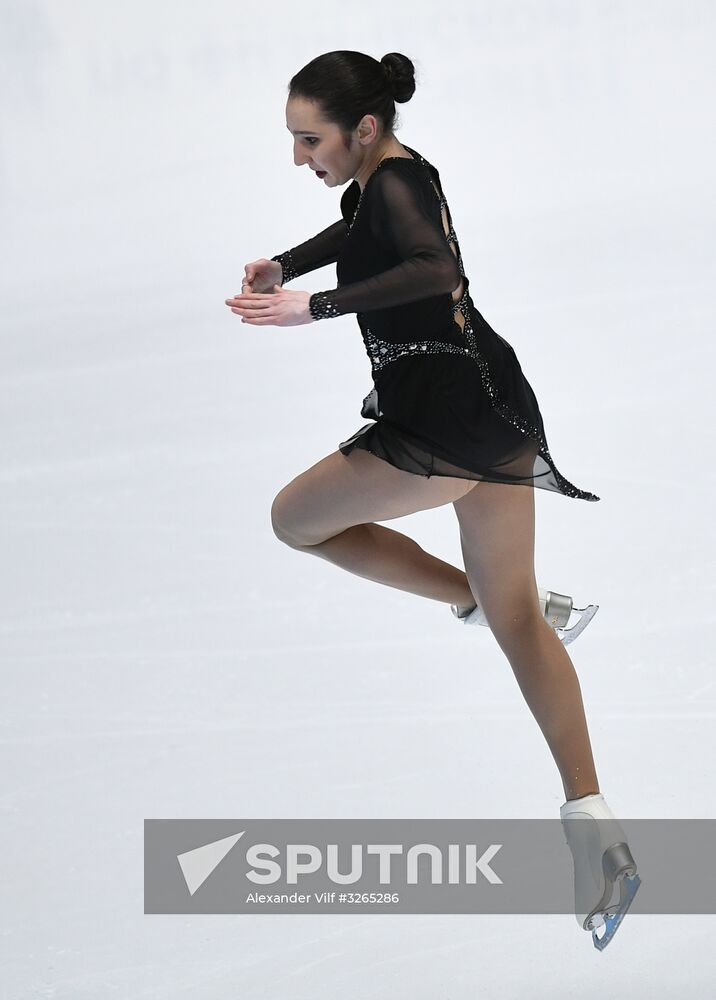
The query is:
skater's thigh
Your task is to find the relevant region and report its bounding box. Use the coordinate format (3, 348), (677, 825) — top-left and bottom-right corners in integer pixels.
(271, 448), (478, 546)
(452, 481), (540, 634)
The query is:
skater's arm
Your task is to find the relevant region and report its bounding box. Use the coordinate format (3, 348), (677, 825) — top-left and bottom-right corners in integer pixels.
(307, 166), (460, 320)
(270, 218), (349, 284)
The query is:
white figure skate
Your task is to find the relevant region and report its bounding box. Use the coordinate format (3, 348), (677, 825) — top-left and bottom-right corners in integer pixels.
(560, 792), (642, 950)
(450, 587), (598, 645)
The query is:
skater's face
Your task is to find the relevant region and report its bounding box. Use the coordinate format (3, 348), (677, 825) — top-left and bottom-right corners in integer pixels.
(285, 96), (389, 190)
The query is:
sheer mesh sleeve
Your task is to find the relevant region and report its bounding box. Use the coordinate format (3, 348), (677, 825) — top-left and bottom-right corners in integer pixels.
(271, 218), (349, 284)
(308, 165), (460, 321)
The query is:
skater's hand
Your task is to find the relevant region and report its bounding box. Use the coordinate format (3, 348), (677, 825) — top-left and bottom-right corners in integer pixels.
(225, 287), (315, 327)
(239, 258), (283, 294)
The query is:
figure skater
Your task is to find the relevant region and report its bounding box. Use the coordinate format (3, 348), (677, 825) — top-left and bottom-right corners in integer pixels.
(225, 50), (640, 949)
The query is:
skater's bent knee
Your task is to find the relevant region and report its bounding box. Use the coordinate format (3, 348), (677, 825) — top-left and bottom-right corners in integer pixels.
(271, 509), (305, 548)
(270, 498), (302, 548)
(271, 505), (321, 549)
(272, 522), (305, 548)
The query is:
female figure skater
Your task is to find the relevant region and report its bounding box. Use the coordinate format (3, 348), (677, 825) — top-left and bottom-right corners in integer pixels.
(225, 51), (640, 949)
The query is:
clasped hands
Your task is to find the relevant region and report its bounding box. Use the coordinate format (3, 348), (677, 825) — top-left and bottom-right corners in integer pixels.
(225, 283), (315, 327)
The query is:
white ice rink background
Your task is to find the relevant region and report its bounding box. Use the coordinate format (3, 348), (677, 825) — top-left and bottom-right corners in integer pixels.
(1, 0), (715, 996)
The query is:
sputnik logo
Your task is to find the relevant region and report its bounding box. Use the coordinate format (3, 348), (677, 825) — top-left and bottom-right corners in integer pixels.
(177, 831), (246, 895)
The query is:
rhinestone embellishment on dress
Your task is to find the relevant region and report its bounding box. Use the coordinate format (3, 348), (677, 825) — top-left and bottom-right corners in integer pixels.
(309, 291), (343, 320)
(270, 250), (299, 285)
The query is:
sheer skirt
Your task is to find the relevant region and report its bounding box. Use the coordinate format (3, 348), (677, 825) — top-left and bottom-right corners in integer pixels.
(338, 333), (600, 503)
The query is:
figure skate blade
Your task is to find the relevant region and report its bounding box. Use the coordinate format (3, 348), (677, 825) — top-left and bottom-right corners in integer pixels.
(558, 604), (599, 646)
(590, 872), (642, 951)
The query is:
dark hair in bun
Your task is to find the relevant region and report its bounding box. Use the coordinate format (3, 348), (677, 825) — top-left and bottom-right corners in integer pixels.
(379, 52), (416, 104)
(287, 50), (418, 144)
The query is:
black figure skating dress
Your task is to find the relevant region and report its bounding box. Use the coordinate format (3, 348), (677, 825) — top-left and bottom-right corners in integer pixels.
(271, 144), (600, 501)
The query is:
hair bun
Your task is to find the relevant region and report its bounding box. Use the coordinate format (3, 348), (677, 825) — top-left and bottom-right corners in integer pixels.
(380, 52), (416, 104)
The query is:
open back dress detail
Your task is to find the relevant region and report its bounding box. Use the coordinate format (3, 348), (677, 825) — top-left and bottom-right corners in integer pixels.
(271, 144), (600, 501)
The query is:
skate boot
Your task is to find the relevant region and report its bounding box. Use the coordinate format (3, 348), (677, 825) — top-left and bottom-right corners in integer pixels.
(450, 587), (598, 645)
(560, 792), (642, 950)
